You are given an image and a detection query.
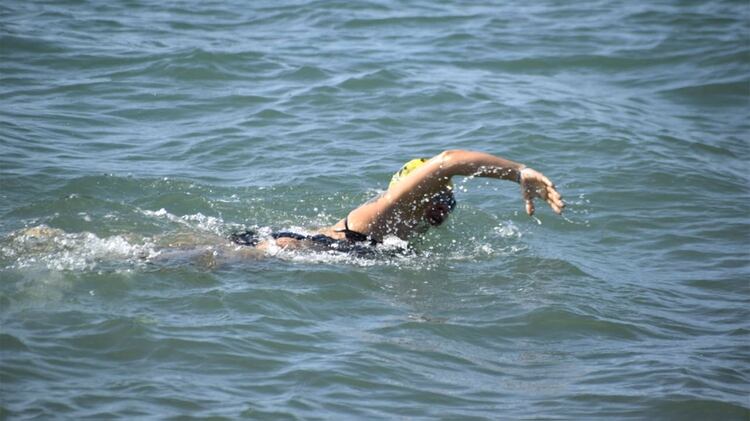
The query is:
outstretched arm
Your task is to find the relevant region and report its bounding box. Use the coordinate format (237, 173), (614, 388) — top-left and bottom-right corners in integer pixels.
(387, 150), (564, 215)
(338, 150), (564, 239)
(444, 150), (564, 215)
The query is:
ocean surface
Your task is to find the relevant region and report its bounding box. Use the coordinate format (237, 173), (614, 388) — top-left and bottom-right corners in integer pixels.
(1, 0), (749, 419)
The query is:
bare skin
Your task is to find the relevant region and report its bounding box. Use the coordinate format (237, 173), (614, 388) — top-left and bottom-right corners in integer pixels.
(258, 149), (564, 250)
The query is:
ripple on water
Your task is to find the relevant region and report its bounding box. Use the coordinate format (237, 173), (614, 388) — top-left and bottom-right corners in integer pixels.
(1, 0), (749, 418)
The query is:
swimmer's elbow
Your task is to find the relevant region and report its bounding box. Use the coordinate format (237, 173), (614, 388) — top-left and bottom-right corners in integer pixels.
(435, 149), (492, 176)
(436, 149), (472, 171)
(436, 149), (467, 164)
(437, 149), (460, 159)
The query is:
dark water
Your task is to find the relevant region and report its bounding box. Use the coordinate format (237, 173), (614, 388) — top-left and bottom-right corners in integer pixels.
(1, 0), (749, 419)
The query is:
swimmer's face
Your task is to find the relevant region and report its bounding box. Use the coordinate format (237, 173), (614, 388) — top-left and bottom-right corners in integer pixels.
(425, 201), (452, 226)
(424, 190), (456, 226)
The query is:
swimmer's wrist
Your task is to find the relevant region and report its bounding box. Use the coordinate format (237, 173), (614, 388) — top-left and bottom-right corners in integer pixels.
(516, 165), (527, 183)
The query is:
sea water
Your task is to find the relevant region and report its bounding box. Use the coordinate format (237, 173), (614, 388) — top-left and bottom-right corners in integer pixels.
(1, 0), (748, 419)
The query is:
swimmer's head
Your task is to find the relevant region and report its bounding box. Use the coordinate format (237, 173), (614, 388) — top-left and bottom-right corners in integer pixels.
(390, 158), (456, 226)
(389, 158), (429, 189)
(424, 188), (456, 226)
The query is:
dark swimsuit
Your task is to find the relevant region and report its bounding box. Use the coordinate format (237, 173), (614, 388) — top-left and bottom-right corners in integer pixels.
(334, 217), (372, 243)
(230, 216), (383, 256)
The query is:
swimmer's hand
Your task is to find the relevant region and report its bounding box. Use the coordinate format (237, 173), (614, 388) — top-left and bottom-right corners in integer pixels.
(519, 167), (564, 216)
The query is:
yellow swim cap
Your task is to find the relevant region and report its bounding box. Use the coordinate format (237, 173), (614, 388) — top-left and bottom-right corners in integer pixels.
(389, 158), (428, 189)
(388, 157), (453, 190)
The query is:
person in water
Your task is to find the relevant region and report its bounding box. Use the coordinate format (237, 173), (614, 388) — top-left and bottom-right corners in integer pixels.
(231, 150), (564, 253)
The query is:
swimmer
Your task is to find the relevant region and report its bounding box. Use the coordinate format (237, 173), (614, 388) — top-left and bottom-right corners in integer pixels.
(233, 150), (564, 252)
(7, 150), (564, 265)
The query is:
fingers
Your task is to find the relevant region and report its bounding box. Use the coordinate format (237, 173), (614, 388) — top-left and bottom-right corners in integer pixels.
(522, 181), (564, 216)
(545, 185), (565, 214)
(547, 198), (564, 214)
(522, 180), (538, 216)
(547, 188), (562, 201)
(520, 168), (564, 216)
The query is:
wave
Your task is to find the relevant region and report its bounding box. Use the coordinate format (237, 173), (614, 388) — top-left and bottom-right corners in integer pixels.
(659, 80), (750, 107)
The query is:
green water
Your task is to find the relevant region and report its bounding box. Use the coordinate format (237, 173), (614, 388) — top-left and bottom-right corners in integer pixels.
(1, 0), (749, 419)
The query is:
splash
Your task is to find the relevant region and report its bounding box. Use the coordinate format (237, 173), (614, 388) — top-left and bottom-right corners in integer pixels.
(264, 233), (421, 268)
(561, 193), (591, 226)
(1, 209), (530, 271)
(140, 208), (230, 235)
(1, 225), (158, 271)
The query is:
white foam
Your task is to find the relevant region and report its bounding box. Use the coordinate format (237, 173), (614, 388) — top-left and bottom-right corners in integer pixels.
(3, 215), (529, 272)
(493, 221), (523, 238)
(143, 208), (169, 217)
(2, 225), (158, 271)
(140, 208), (227, 235)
